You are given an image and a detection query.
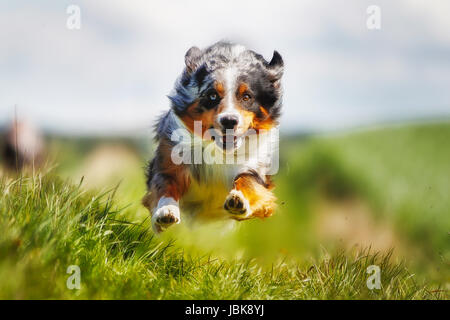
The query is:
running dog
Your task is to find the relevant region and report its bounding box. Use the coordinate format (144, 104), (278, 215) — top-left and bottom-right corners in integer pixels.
(143, 41), (284, 233)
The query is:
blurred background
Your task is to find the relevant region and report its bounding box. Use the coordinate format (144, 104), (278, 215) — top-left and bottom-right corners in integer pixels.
(0, 0), (449, 286)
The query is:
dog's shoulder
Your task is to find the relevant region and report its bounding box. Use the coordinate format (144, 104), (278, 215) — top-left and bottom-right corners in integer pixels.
(156, 108), (190, 136)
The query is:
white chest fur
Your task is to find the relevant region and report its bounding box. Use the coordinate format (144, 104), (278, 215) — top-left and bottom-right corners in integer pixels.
(167, 111), (278, 221)
(181, 156), (243, 221)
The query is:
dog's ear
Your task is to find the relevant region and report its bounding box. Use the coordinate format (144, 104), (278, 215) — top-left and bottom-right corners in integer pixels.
(266, 50), (284, 82)
(185, 46), (202, 73)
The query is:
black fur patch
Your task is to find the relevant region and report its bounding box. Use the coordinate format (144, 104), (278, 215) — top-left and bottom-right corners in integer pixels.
(168, 41), (283, 121)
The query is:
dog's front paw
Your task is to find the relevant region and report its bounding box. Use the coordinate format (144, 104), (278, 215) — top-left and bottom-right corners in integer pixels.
(152, 198), (180, 234)
(224, 190), (250, 216)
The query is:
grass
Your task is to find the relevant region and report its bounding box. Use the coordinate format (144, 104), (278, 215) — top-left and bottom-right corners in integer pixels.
(0, 172), (443, 299)
(274, 123), (450, 278)
(0, 122), (448, 299)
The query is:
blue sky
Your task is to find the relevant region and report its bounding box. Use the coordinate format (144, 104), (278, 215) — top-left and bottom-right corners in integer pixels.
(1, 0), (449, 135)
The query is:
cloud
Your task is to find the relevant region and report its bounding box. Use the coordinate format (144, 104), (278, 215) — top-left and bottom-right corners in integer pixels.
(0, 0), (449, 134)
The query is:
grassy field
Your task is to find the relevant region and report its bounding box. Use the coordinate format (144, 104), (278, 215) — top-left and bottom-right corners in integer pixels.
(0, 122), (448, 299)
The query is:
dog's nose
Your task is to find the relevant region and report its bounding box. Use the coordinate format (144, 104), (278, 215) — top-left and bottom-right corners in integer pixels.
(220, 115), (239, 130)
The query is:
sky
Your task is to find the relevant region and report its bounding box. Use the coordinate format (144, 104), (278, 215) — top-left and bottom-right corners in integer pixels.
(0, 0), (449, 135)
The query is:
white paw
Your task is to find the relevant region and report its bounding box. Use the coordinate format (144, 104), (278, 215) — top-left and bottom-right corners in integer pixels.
(224, 189), (251, 217)
(151, 197), (180, 234)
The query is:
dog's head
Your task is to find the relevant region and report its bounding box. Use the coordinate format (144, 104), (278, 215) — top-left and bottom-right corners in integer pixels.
(169, 41), (283, 151)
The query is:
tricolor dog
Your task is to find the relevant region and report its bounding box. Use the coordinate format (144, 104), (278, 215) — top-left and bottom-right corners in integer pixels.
(143, 41), (284, 233)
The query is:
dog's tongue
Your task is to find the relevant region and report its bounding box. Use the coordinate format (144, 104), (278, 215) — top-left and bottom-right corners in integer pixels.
(223, 135), (236, 142)
(222, 135), (236, 148)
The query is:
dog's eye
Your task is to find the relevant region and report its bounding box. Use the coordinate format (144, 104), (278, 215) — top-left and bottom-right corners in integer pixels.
(242, 93), (252, 102)
(203, 90), (220, 109)
(208, 92), (219, 101)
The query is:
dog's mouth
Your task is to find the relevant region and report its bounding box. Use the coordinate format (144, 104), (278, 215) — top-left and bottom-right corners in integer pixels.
(211, 133), (242, 151)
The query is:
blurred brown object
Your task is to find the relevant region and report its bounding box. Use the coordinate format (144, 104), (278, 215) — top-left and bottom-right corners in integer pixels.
(1, 119), (45, 171)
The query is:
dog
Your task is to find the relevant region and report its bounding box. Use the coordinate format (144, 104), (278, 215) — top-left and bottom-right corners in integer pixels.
(143, 41), (284, 233)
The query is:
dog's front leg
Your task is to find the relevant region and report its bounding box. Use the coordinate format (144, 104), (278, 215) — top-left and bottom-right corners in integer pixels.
(143, 182), (183, 234)
(143, 185), (182, 234)
(142, 138), (191, 233)
(143, 166), (188, 233)
(224, 172), (276, 220)
(151, 196), (180, 233)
